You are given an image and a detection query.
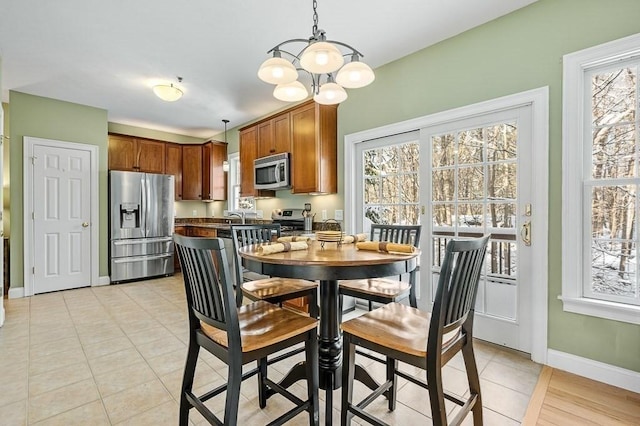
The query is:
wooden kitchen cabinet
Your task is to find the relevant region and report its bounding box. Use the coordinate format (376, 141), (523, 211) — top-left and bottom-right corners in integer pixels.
(239, 126), (275, 198)
(108, 134), (166, 173)
(290, 101), (338, 194)
(165, 143), (183, 200)
(182, 144), (203, 200)
(202, 141), (227, 201)
(173, 225), (187, 271)
(257, 114), (291, 158)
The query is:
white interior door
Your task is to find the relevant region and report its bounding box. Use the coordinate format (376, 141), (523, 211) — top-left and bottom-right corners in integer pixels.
(424, 106), (533, 353)
(27, 140), (93, 294)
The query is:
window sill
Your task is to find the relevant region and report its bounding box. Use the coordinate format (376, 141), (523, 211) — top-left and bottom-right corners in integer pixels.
(559, 296), (640, 325)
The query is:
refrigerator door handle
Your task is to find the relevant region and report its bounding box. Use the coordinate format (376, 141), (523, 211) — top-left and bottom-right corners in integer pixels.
(112, 237), (173, 245)
(112, 253), (173, 263)
(140, 175), (146, 237)
(145, 176), (152, 237)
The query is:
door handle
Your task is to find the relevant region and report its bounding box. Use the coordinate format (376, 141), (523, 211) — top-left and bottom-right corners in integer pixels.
(521, 221), (531, 246)
(82, 222), (89, 228)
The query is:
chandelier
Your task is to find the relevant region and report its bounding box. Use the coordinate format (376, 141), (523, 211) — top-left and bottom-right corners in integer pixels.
(257, 0), (374, 105)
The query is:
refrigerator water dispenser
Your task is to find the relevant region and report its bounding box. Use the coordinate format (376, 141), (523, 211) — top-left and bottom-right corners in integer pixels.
(120, 203), (140, 229)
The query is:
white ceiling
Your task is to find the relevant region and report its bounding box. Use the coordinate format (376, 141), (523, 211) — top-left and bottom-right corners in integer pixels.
(0, 0), (537, 138)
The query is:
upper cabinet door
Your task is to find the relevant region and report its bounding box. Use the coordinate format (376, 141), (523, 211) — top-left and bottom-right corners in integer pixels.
(272, 113), (291, 155)
(202, 141), (227, 201)
(257, 121), (274, 158)
(165, 143), (183, 200)
(257, 114), (292, 158)
(108, 134), (136, 171)
(108, 134), (166, 173)
(182, 145), (203, 200)
(290, 102), (337, 194)
(239, 127), (258, 197)
(136, 138), (166, 174)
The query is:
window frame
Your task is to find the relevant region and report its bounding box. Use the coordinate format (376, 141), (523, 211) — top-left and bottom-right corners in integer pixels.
(561, 32), (640, 325)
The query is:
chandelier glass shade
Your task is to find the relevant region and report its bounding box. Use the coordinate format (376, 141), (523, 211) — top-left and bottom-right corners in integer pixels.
(153, 82), (183, 102)
(258, 0), (374, 105)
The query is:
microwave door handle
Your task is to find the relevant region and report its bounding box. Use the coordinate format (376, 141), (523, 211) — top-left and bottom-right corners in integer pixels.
(274, 163), (281, 184)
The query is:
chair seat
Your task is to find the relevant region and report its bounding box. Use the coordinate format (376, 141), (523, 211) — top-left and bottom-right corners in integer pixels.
(339, 277), (410, 300)
(242, 277), (318, 300)
(341, 302), (430, 358)
(201, 300), (318, 353)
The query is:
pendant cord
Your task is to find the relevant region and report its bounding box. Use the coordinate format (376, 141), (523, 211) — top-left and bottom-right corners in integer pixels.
(312, 0), (318, 36)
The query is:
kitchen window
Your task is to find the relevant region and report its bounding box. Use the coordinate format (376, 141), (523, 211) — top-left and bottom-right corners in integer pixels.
(562, 32), (640, 324)
(227, 152), (255, 212)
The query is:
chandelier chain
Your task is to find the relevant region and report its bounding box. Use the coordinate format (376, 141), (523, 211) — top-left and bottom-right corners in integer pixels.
(312, 0), (318, 36)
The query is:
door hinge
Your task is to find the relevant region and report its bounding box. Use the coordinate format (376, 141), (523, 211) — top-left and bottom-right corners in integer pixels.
(32, 212), (35, 220)
(32, 266), (35, 274)
(31, 156), (37, 165)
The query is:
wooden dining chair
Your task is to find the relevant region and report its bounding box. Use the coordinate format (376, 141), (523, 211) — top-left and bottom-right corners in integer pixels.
(174, 234), (319, 426)
(231, 224), (319, 318)
(340, 235), (490, 426)
(339, 224), (422, 312)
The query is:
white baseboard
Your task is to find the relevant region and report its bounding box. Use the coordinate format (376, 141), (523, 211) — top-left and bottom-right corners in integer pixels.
(8, 287), (25, 299)
(547, 349), (640, 393)
(94, 275), (111, 286)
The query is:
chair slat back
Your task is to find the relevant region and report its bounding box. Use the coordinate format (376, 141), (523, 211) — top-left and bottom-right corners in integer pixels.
(230, 224), (282, 305)
(371, 224), (422, 247)
(174, 234), (239, 340)
(430, 235), (489, 338)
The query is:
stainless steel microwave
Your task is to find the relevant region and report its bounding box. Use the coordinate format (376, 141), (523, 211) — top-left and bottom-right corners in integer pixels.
(254, 152), (291, 190)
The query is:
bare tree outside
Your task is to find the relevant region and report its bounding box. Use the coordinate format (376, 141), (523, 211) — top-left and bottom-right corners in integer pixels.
(590, 65), (638, 301)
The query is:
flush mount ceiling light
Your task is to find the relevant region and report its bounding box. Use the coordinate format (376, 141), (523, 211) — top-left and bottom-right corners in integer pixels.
(257, 0), (374, 105)
(153, 76), (183, 102)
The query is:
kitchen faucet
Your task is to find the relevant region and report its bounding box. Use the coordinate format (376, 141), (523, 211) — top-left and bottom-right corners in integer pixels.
(227, 211), (245, 224)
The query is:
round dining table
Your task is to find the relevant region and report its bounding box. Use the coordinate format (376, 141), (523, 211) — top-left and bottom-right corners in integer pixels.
(238, 239), (419, 424)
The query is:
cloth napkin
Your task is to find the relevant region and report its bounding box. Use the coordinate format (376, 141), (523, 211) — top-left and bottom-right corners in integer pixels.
(355, 241), (416, 254)
(257, 241), (309, 255)
(340, 233), (368, 244)
(276, 236), (311, 243)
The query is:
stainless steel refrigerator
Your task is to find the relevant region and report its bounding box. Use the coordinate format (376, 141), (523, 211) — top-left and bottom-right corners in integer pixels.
(109, 171), (175, 283)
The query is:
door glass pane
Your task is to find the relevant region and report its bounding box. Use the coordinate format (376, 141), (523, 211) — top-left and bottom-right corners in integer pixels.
(432, 134), (455, 167)
(362, 141), (420, 227)
(457, 203), (484, 228)
(486, 122), (517, 161)
(458, 128), (484, 164)
(457, 166), (484, 201)
(486, 203), (517, 229)
(432, 169), (455, 201)
(488, 163), (517, 199)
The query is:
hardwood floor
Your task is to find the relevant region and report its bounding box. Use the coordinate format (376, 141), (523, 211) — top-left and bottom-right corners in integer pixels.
(523, 366), (640, 425)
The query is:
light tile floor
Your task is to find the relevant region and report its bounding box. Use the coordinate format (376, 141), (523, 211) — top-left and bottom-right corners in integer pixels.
(0, 275), (542, 425)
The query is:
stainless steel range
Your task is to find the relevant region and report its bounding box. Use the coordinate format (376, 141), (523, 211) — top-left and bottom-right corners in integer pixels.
(271, 208), (307, 232)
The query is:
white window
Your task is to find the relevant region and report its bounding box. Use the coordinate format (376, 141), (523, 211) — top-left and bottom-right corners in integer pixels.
(562, 33), (640, 324)
(227, 152), (255, 213)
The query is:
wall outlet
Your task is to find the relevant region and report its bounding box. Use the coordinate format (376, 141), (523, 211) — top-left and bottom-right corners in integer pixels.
(192, 210), (197, 217)
(321, 209), (328, 220)
(334, 209), (343, 221)
(256, 210), (263, 219)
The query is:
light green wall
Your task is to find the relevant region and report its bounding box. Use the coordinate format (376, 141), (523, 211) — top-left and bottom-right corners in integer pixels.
(334, 0), (640, 372)
(9, 91), (109, 286)
(108, 122), (205, 144)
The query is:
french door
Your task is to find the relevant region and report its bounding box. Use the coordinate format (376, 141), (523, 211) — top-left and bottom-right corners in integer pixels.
(354, 105), (534, 353)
